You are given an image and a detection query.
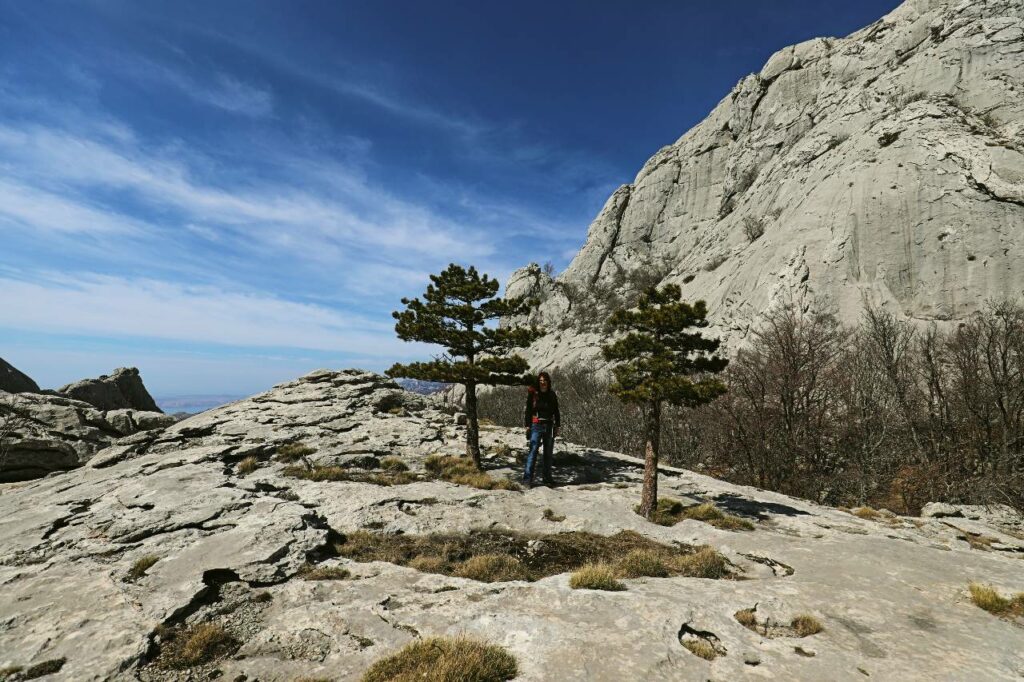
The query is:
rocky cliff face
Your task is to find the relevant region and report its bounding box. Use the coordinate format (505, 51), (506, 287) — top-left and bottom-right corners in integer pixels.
(2, 369), (1023, 680)
(508, 0), (1024, 368)
(58, 366), (163, 413)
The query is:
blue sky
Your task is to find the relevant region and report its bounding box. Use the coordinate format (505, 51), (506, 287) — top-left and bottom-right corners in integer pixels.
(0, 0), (902, 397)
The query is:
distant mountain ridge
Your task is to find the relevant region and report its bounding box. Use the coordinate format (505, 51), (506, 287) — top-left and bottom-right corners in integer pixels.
(507, 0), (1024, 369)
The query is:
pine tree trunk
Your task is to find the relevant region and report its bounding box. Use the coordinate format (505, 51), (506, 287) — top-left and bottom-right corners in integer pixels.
(637, 401), (661, 520)
(465, 381), (482, 468)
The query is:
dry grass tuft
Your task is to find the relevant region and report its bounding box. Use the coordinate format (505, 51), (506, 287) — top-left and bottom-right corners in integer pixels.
(379, 457), (409, 473)
(283, 465), (416, 486)
(126, 555), (159, 582)
(851, 506), (881, 520)
(969, 583), (1024, 617)
(424, 455), (520, 491)
(297, 563), (351, 581)
(645, 498), (754, 531)
(276, 442), (317, 462)
(157, 623), (239, 669)
(673, 546), (730, 579)
(615, 549), (671, 579)
(455, 554), (527, 582)
(542, 508), (565, 522)
(682, 639), (717, 660)
(791, 614), (824, 637)
(735, 608), (758, 630)
(237, 456), (259, 475)
(336, 528), (734, 583)
(569, 563), (626, 591)
(361, 635), (517, 682)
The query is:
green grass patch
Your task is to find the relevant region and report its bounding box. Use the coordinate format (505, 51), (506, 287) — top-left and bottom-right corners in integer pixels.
(362, 636), (517, 682)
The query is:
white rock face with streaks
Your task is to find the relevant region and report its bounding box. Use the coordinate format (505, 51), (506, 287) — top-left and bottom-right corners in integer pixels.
(508, 0), (1024, 369)
(2, 369), (1023, 681)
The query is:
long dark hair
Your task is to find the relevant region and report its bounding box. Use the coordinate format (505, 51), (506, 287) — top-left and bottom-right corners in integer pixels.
(537, 371), (553, 391)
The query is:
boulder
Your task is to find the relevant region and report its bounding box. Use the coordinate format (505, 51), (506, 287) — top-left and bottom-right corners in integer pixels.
(57, 367), (162, 413)
(0, 357), (39, 393)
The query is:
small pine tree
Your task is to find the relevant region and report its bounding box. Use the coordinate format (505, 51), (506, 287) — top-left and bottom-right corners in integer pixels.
(387, 264), (543, 467)
(601, 285), (728, 519)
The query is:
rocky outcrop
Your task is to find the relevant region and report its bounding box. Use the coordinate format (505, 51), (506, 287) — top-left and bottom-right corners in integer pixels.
(2, 368), (1023, 680)
(58, 366), (163, 413)
(509, 0), (1024, 369)
(0, 357), (39, 393)
(0, 391), (175, 482)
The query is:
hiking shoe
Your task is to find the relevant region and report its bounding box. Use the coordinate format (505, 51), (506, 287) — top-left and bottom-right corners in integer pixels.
(542, 478), (555, 487)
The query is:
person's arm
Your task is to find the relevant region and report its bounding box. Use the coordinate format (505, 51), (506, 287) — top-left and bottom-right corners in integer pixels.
(553, 392), (561, 433)
(524, 392), (532, 439)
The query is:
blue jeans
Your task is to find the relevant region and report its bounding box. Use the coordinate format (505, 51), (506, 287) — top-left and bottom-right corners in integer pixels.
(524, 422), (554, 482)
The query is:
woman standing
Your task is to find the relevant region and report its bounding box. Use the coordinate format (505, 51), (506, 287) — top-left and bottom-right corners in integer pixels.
(523, 371), (560, 488)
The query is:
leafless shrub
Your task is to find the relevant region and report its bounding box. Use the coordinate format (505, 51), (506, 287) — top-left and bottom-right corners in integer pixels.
(484, 300), (1024, 514)
(742, 216), (765, 242)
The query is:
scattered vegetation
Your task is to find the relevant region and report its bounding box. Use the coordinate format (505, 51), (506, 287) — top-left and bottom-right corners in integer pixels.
(644, 498), (755, 531)
(791, 615), (824, 637)
(282, 464), (416, 486)
(455, 554), (527, 582)
(155, 623), (239, 669)
(542, 508), (565, 522)
(681, 639), (718, 660)
(423, 455), (520, 491)
(237, 456), (260, 475)
(253, 591), (273, 603)
(276, 442), (317, 462)
(379, 457), (409, 473)
(851, 506), (881, 520)
(733, 608), (824, 637)
(297, 563), (351, 581)
(569, 563), (625, 591)
(334, 529), (733, 583)
(126, 555), (159, 582)
(361, 636), (517, 682)
(742, 216), (765, 242)
(482, 301), (1024, 514)
(969, 583), (1024, 618)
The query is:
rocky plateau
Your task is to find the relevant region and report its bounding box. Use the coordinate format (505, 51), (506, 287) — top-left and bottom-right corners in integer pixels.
(2, 369), (1023, 681)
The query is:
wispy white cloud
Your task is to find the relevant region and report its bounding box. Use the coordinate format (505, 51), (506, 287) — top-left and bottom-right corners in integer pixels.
(0, 178), (145, 234)
(121, 58), (274, 118)
(0, 272), (418, 356)
(0, 121), (494, 263)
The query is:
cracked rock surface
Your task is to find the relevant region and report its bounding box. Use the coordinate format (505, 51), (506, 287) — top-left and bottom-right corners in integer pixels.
(2, 369), (1024, 680)
(508, 0), (1024, 368)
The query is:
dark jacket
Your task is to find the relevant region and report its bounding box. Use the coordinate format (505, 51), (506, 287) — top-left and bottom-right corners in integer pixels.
(524, 388), (560, 428)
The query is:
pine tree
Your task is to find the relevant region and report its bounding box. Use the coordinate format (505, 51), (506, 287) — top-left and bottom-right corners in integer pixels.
(601, 285), (728, 519)
(387, 264), (543, 467)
